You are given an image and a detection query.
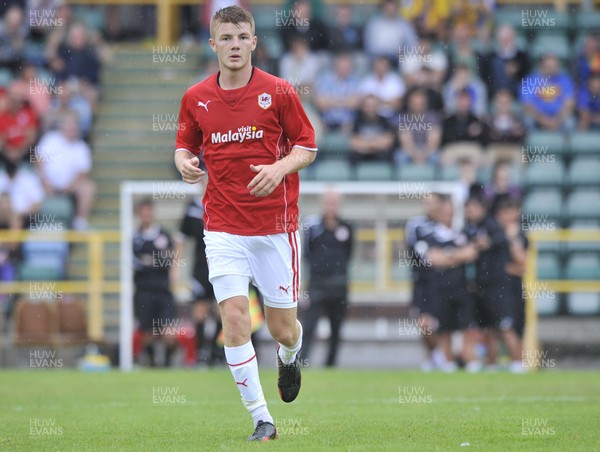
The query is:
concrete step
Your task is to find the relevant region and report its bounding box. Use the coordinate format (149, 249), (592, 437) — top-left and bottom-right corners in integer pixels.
(102, 71), (197, 86)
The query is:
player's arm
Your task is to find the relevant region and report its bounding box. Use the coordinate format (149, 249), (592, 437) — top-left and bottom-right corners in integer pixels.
(248, 146), (316, 197)
(428, 244), (478, 268)
(174, 150), (206, 184)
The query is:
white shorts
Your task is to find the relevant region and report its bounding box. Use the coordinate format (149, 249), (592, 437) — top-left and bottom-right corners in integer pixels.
(204, 230), (301, 309)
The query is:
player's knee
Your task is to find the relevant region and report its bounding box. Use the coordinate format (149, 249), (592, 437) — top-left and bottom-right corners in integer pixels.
(270, 327), (295, 346)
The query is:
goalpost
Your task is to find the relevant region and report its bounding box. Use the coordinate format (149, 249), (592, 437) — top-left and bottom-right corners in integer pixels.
(118, 180), (537, 371)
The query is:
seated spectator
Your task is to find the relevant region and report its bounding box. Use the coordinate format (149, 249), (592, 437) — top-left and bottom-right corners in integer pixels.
(349, 95), (394, 165)
(279, 0), (329, 53)
(313, 53), (360, 132)
(401, 0), (449, 41)
(359, 56), (405, 121)
(35, 111), (95, 230)
(484, 160), (522, 216)
(328, 4), (363, 53)
(48, 23), (101, 110)
(401, 34), (448, 89)
(397, 89), (441, 166)
(482, 24), (530, 97)
(574, 33), (600, 85)
(13, 63), (52, 118)
(279, 37), (320, 97)
(0, 6), (27, 76)
(441, 89), (488, 166)
(0, 82), (39, 164)
(443, 63), (488, 118)
(0, 149), (45, 230)
(578, 74), (600, 130)
(521, 54), (576, 132)
(447, 22), (481, 78)
(363, 0), (417, 62)
(404, 66), (445, 112)
(450, 0), (493, 42)
(486, 89), (526, 166)
(44, 80), (93, 137)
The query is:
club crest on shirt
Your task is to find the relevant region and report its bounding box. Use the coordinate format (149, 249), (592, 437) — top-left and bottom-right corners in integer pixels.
(258, 92), (272, 110)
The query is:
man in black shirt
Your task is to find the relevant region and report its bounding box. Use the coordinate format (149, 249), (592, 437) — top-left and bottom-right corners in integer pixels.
(133, 199), (177, 367)
(302, 191), (353, 367)
(175, 190), (223, 365)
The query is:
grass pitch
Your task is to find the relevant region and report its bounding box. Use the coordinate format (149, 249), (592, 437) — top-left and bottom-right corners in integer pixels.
(1, 369), (598, 451)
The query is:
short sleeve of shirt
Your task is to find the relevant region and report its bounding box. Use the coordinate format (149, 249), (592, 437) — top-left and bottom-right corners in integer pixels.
(278, 84), (317, 151)
(176, 91), (203, 155)
(77, 142), (92, 174)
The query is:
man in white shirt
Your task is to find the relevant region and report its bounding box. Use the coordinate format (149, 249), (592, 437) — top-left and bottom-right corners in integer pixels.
(35, 111), (95, 230)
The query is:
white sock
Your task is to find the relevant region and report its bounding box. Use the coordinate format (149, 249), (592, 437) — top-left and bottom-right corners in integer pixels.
(224, 341), (272, 428)
(278, 321), (303, 365)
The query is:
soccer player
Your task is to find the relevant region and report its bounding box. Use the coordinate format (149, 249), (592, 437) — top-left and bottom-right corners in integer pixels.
(174, 6), (317, 441)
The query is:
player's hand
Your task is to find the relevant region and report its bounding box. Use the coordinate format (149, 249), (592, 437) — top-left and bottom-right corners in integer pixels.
(180, 157), (206, 184)
(247, 163), (285, 197)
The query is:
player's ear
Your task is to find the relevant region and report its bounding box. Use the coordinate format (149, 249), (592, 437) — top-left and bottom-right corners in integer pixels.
(252, 35), (257, 51)
(209, 38), (217, 53)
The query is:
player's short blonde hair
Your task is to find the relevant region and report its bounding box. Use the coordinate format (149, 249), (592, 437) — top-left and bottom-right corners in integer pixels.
(210, 6), (255, 39)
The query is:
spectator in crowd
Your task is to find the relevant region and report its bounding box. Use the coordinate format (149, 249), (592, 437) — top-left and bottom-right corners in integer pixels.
(27, 0), (65, 43)
(574, 33), (600, 85)
(577, 73), (600, 130)
(328, 4), (362, 53)
(363, 0), (417, 62)
(358, 56), (405, 121)
(401, 34), (448, 89)
(488, 89), (525, 145)
(348, 95), (395, 165)
(133, 199), (179, 367)
(521, 54), (576, 132)
(481, 24), (530, 98)
(447, 22), (481, 78)
(279, 0), (329, 53)
(401, 0), (450, 41)
(451, 0), (494, 42)
(397, 88), (442, 166)
(173, 183), (224, 366)
(313, 52), (360, 132)
(302, 190), (353, 367)
(443, 63), (488, 118)
(0, 148), (45, 231)
(0, 82), (39, 164)
(0, 5), (27, 76)
(253, 44), (277, 76)
(47, 23), (101, 109)
(279, 37), (320, 95)
(14, 63), (52, 118)
(404, 66), (445, 112)
(486, 89), (526, 166)
(44, 79), (93, 137)
(35, 111), (95, 230)
(484, 160), (522, 215)
(455, 157), (479, 205)
(441, 89), (489, 166)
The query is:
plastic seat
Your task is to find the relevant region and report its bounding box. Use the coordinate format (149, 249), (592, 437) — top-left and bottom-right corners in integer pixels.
(523, 189), (563, 220)
(565, 253), (600, 280)
(531, 34), (570, 60)
(355, 162), (394, 181)
(313, 159), (353, 181)
(523, 161), (565, 187)
(565, 190), (600, 220)
(40, 196), (74, 228)
(567, 293), (600, 315)
(438, 165), (460, 181)
(318, 131), (350, 158)
(565, 220), (600, 253)
(568, 158), (600, 186)
(398, 164), (436, 181)
(537, 252), (561, 280)
(570, 132), (600, 156)
(574, 11), (600, 32)
(523, 131), (567, 160)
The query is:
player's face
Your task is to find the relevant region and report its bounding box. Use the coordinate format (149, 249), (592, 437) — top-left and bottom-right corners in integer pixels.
(210, 22), (257, 72)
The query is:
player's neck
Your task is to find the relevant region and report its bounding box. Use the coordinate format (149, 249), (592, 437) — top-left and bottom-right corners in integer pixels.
(218, 64), (254, 90)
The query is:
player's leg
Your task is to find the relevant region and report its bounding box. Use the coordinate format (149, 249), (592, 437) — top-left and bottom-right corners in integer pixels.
(248, 231), (303, 403)
(204, 231), (276, 440)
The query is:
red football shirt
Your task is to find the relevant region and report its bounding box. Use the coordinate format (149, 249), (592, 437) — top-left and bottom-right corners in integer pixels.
(176, 67), (317, 236)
